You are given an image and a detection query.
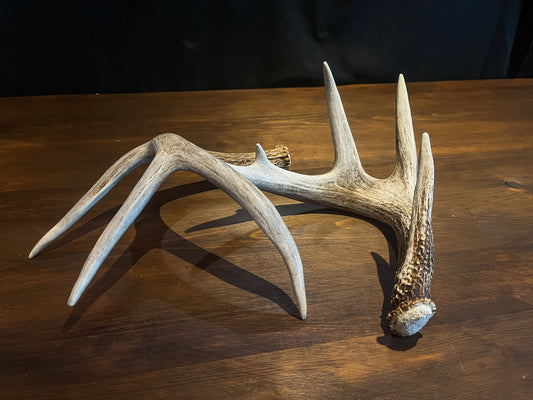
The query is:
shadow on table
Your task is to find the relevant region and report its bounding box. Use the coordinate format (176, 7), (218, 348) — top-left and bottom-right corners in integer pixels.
(61, 180), (303, 334)
(51, 178), (420, 349)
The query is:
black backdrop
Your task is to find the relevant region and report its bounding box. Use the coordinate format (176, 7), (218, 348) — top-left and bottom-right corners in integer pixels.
(2, 0), (531, 97)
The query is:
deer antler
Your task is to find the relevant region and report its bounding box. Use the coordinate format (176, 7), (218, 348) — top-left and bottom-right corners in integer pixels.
(231, 62), (435, 336)
(29, 63), (434, 336)
(29, 135), (307, 319)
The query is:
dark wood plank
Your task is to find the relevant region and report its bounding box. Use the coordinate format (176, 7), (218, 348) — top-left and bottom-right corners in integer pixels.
(1, 79), (532, 399)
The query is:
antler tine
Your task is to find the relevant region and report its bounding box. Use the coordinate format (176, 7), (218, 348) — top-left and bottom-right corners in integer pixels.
(323, 62), (365, 178)
(68, 152), (174, 306)
(32, 134), (307, 319)
(229, 64), (377, 208)
(392, 74), (418, 192)
(29, 142), (156, 259)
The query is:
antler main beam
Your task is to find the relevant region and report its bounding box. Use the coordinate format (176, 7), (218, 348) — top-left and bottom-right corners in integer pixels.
(231, 63), (435, 336)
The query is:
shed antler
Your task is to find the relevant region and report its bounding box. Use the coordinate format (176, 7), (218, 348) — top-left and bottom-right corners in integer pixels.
(29, 63), (434, 336)
(231, 63), (435, 336)
(29, 135), (306, 319)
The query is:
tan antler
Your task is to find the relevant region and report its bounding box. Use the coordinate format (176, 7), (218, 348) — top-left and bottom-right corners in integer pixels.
(29, 135), (307, 319)
(231, 62), (435, 336)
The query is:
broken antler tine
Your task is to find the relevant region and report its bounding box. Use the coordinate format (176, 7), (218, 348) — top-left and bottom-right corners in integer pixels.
(68, 153), (174, 306)
(387, 132), (435, 336)
(28, 142), (155, 259)
(393, 74), (418, 191)
(323, 62), (364, 176)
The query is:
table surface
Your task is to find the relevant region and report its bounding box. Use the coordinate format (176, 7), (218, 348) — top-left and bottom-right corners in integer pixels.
(1, 77), (532, 399)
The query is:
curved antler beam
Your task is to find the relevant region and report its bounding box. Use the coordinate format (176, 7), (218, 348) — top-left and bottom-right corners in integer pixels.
(231, 62), (435, 336)
(29, 134), (307, 319)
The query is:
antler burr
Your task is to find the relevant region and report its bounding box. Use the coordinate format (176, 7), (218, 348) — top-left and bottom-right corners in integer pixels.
(231, 63), (436, 336)
(29, 135), (307, 319)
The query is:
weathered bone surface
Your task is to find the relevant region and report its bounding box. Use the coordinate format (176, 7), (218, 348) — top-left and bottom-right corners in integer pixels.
(29, 136), (307, 320)
(29, 62), (435, 336)
(231, 63), (435, 336)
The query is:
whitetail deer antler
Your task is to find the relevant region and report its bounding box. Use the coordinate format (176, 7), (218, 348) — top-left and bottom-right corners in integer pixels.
(231, 63), (435, 336)
(29, 63), (435, 336)
(29, 135), (307, 319)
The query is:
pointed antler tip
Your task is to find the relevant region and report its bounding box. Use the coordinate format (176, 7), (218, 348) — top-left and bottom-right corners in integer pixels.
(28, 237), (47, 259)
(323, 63), (335, 87)
(67, 291), (80, 307)
(255, 143), (268, 159)
(323, 61), (332, 77)
(422, 132), (431, 146)
(421, 133), (433, 155)
(295, 293), (307, 320)
(398, 73), (406, 85)
(28, 241), (44, 259)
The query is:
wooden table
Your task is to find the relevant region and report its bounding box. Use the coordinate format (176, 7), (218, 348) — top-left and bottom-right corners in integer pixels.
(1, 78), (532, 399)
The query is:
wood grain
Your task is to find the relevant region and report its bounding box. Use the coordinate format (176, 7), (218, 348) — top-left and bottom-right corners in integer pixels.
(1, 79), (532, 399)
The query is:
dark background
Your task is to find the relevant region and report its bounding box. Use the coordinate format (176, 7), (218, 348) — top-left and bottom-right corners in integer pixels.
(2, 0), (532, 97)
